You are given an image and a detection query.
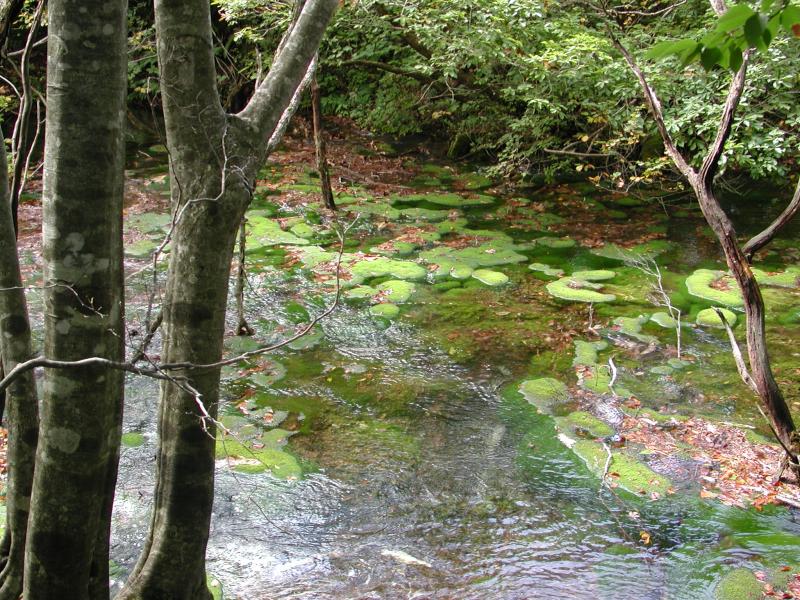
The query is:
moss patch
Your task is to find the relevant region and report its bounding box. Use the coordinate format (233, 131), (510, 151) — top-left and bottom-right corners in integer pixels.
(685, 269), (744, 309)
(714, 568), (762, 600)
(571, 440), (672, 496)
(519, 378), (569, 412)
(556, 411), (614, 438)
(573, 340), (608, 367)
(612, 315), (659, 344)
(529, 262), (564, 278)
(546, 277), (616, 303)
(215, 429), (302, 479)
(472, 269), (509, 286)
(392, 192), (494, 207)
(121, 432), (145, 448)
(370, 303), (400, 319)
(696, 307), (738, 328)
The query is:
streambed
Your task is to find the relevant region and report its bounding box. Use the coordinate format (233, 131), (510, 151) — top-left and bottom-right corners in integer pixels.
(108, 141), (800, 599)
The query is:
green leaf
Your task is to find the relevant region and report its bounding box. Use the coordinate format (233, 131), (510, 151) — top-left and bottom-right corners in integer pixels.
(717, 4), (756, 31)
(678, 41), (702, 65)
(781, 5), (800, 32)
(744, 13), (765, 47)
(728, 44), (744, 71)
(701, 46), (723, 70)
(646, 39), (690, 60)
(760, 0), (775, 11)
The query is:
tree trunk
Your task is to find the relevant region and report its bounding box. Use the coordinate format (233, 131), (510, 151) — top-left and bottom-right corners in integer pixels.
(693, 181), (798, 460)
(311, 71), (335, 210)
(23, 0), (127, 597)
(235, 217), (254, 336)
(118, 1), (338, 596)
(0, 125), (39, 600)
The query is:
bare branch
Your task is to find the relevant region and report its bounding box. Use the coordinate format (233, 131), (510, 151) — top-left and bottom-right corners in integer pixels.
(699, 53), (750, 186)
(608, 29), (695, 180)
(742, 176), (800, 261)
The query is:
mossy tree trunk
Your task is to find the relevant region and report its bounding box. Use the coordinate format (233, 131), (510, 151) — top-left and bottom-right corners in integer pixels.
(0, 125), (38, 600)
(22, 0), (127, 597)
(117, 1), (338, 597)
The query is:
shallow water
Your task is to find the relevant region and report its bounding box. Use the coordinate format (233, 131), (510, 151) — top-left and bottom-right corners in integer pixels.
(109, 150), (800, 599)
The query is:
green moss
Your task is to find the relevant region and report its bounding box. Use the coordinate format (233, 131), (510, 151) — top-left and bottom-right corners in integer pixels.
(685, 269), (744, 308)
(284, 301), (310, 323)
(216, 429), (302, 479)
(752, 266), (800, 288)
(580, 364), (613, 393)
(349, 256), (428, 283)
(126, 212), (171, 235)
(546, 277), (616, 303)
(650, 312), (678, 328)
(529, 262), (564, 277)
(248, 215), (311, 249)
(419, 242), (527, 278)
(696, 307), (738, 328)
(457, 172), (494, 190)
(472, 269), (509, 286)
(519, 378), (569, 412)
(375, 280), (416, 303)
(398, 207), (454, 222)
(571, 440), (672, 495)
(125, 239), (159, 259)
(534, 236), (576, 249)
(556, 411), (614, 438)
(206, 574), (223, 600)
(714, 568), (762, 600)
(121, 432), (145, 448)
(287, 327), (324, 351)
(290, 222), (315, 239)
(590, 240), (671, 262)
(572, 269), (616, 281)
(392, 192), (494, 207)
(573, 340), (608, 367)
(370, 303), (400, 319)
(613, 315), (659, 344)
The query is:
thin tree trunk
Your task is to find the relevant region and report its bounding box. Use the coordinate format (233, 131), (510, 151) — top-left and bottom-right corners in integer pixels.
(23, 0), (127, 596)
(235, 217), (254, 336)
(311, 71), (335, 210)
(118, 1), (338, 596)
(0, 125), (39, 600)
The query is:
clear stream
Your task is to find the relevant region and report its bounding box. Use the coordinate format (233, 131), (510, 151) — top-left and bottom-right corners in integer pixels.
(102, 145), (800, 599)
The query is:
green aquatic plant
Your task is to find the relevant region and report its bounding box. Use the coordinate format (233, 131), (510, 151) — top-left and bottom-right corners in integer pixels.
(685, 269), (744, 308)
(392, 192), (494, 207)
(573, 340), (608, 367)
(696, 307), (738, 328)
(528, 263), (564, 278)
(519, 378), (569, 412)
(546, 277), (616, 303)
(369, 303), (400, 319)
(612, 315), (659, 344)
(471, 269), (509, 286)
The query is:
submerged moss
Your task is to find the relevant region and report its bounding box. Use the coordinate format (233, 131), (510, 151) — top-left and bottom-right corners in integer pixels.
(573, 340), (608, 367)
(685, 269), (744, 308)
(590, 240), (671, 262)
(121, 432), (145, 448)
(713, 568), (762, 600)
(370, 303), (400, 319)
(519, 378), (569, 412)
(650, 312), (679, 329)
(528, 262), (564, 278)
(571, 440), (672, 496)
(696, 307), (738, 328)
(375, 280), (417, 303)
(419, 242), (527, 278)
(572, 270), (616, 281)
(248, 215), (311, 249)
(612, 315), (659, 344)
(215, 429), (302, 479)
(556, 411), (614, 438)
(546, 277), (616, 303)
(393, 192), (494, 207)
(472, 269), (509, 286)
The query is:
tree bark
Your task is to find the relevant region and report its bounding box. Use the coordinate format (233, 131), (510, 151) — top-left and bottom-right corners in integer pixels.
(311, 71), (336, 210)
(23, 0), (127, 597)
(0, 124), (39, 600)
(613, 28), (799, 472)
(0, 0), (23, 51)
(118, 1), (338, 597)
